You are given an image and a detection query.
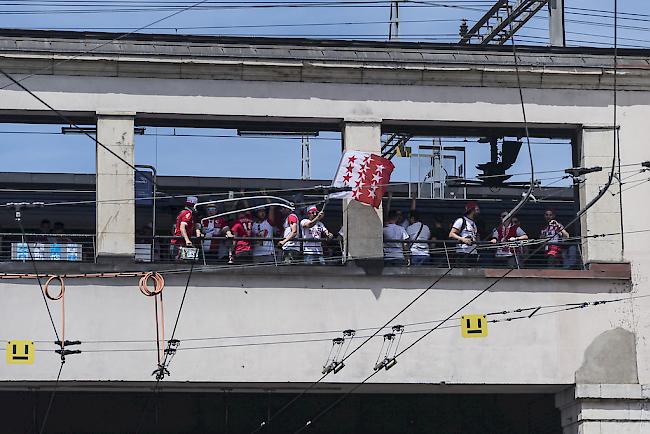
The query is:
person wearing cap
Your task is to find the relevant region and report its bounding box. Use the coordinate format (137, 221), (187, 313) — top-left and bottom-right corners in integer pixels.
(171, 196), (202, 259)
(489, 211), (528, 267)
(301, 206), (333, 265)
(202, 205), (229, 260)
(278, 207), (301, 264)
(449, 201), (481, 267)
(540, 208), (569, 268)
(252, 207), (276, 264)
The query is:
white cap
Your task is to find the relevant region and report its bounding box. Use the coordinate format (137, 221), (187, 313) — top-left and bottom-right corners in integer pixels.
(186, 196), (198, 205)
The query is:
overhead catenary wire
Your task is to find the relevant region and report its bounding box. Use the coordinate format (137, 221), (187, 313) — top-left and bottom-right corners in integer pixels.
(13, 217), (65, 434)
(252, 17), (540, 432)
(0, 68), (162, 193)
(2, 291), (648, 354)
(3, 161), (647, 210)
(278, 4), (625, 432)
(38, 360), (65, 434)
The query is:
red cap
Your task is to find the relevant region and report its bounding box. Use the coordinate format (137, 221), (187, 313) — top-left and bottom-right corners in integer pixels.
(307, 206), (319, 214)
(465, 201), (479, 212)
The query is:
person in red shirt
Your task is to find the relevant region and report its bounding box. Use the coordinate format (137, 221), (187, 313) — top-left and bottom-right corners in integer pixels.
(228, 211), (254, 263)
(171, 196), (202, 259)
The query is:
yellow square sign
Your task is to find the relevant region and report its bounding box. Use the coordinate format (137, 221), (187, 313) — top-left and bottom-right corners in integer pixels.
(461, 314), (487, 338)
(6, 340), (34, 364)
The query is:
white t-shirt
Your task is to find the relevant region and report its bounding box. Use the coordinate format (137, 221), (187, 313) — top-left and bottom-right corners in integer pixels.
(301, 219), (328, 255)
(452, 216), (479, 254)
(383, 223), (409, 259)
(252, 220), (275, 256)
(406, 222), (431, 256)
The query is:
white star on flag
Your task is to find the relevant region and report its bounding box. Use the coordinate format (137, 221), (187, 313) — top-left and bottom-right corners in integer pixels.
(330, 151), (395, 208)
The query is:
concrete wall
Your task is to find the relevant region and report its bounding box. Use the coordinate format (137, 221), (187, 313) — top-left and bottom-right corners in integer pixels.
(0, 271), (632, 386)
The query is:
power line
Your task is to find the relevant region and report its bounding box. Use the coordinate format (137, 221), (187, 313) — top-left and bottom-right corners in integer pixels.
(2, 293), (640, 353)
(276, 7), (624, 430)
(37, 360), (64, 434)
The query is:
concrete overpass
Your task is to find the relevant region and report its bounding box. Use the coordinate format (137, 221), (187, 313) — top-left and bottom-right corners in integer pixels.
(0, 29), (649, 433)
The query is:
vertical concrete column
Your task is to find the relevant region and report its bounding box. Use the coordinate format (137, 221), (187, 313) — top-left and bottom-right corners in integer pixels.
(549, 0), (565, 47)
(95, 112), (136, 261)
(342, 121), (383, 262)
(579, 127), (623, 265)
(555, 385), (649, 434)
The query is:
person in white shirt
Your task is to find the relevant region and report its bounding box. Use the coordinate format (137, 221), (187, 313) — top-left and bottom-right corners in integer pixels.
(383, 210), (409, 266)
(252, 207), (276, 264)
(449, 201), (481, 267)
(406, 212), (431, 266)
(301, 206), (333, 265)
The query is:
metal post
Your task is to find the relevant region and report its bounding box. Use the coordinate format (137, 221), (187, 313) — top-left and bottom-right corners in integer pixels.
(301, 135), (311, 180)
(549, 0), (565, 47)
(443, 241), (451, 269)
(389, 0), (400, 40)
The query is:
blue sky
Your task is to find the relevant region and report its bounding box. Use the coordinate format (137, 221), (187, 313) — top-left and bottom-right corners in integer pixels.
(0, 0), (644, 185)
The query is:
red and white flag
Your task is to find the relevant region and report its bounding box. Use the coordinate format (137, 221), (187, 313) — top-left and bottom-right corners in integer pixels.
(330, 151), (395, 208)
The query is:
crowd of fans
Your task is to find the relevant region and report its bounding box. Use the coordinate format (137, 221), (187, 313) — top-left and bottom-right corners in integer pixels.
(383, 200), (578, 269)
(170, 196), (337, 265)
(0, 200), (577, 269)
(163, 195), (580, 269)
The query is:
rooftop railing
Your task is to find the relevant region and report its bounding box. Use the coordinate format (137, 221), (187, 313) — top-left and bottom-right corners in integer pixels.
(383, 239), (585, 270)
(0, 232), (96, 263)
(134, 235), (583, 270)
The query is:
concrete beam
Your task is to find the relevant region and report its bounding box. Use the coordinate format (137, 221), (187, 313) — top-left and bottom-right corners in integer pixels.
(95, 112), (135, 261)
(342, 122), (383, 264)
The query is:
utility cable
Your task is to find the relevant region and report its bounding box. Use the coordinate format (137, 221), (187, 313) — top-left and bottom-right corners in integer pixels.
(37, 360), (65, 434)
(135, 260), (195, 433)
(0, 67), (160, 190)
(2, 294), (645, 354)
(16, 220), (60, 342)
(250, 267), (453, 433)
(279, 3), (624, 431)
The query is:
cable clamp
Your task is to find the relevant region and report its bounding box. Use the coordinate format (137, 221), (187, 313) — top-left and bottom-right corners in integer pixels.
(152, 364), (170, 380)
(54, 340), (81, 347)
(374, 357), (397, 371)
(55, 349), (81, 363)
(164, 339), (181, 355)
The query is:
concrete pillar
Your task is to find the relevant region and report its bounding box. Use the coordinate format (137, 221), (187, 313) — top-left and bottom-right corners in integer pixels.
(555, 384), (650, 434)
(342, 121), (383, 263)
(95, 112), (136, 261)
(549, 0), (565, 47)
(579, 127), (623, 265)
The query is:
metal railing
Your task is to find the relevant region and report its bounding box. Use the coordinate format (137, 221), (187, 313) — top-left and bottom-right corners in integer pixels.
(135, 235), (345, 265)
(0, 232), (96, 263)
(383, 238), (585, 269)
